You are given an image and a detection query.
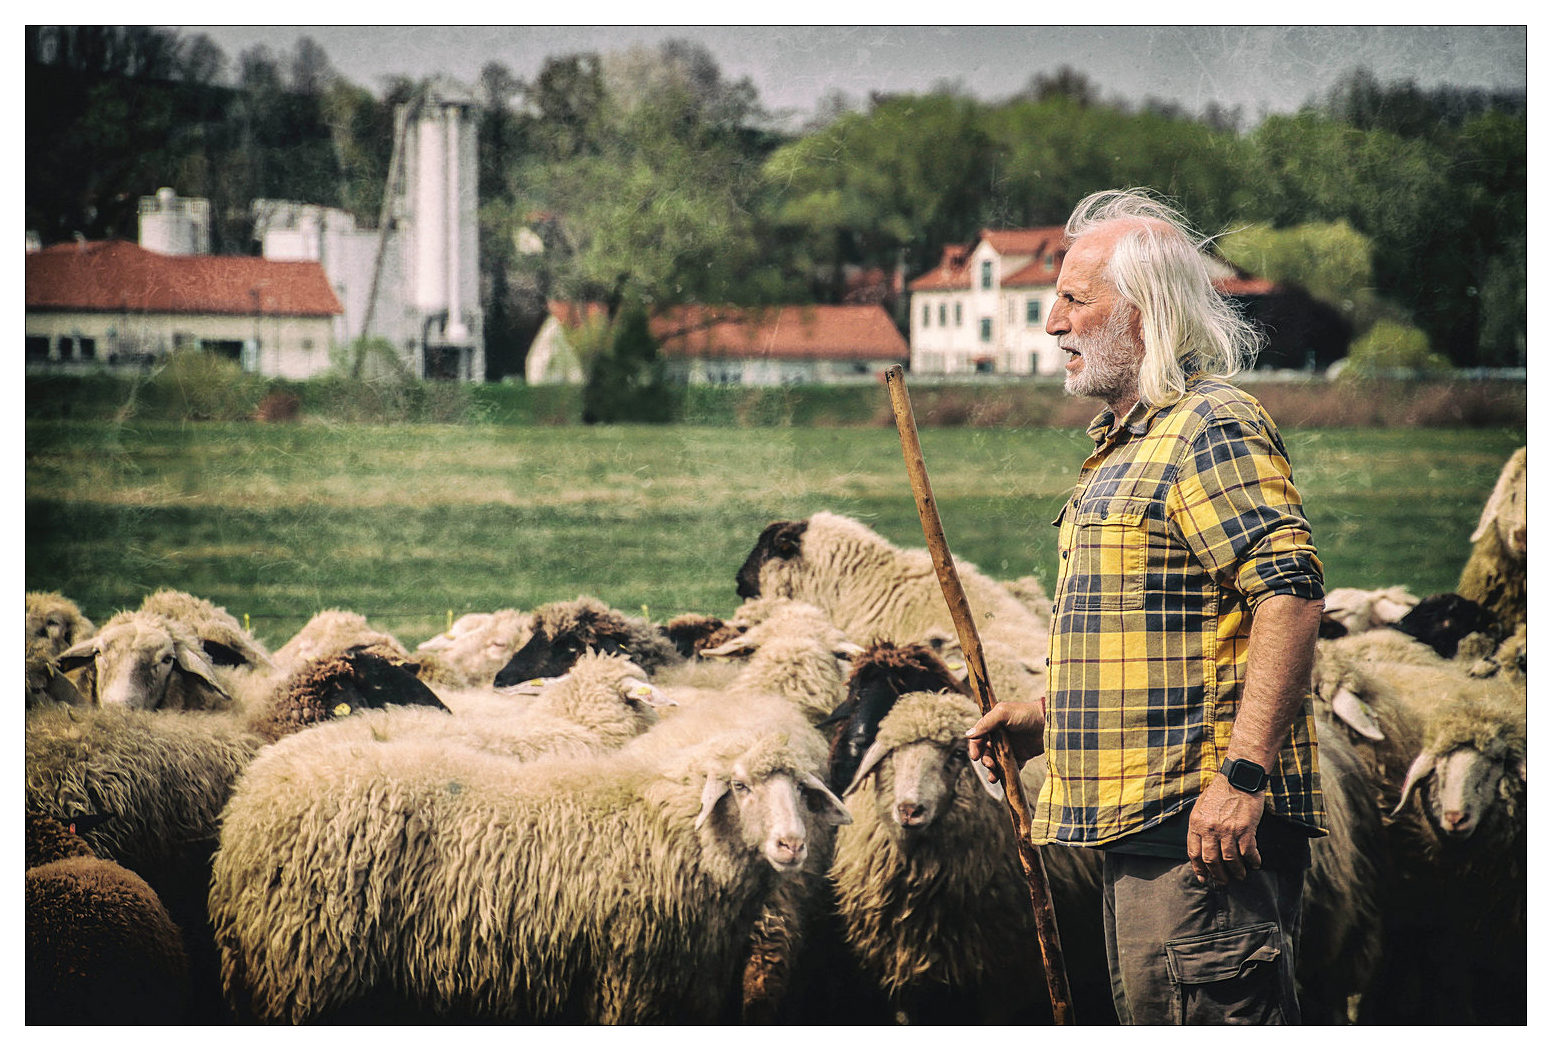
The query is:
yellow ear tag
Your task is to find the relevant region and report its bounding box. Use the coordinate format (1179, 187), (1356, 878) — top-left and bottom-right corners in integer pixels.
(629, 685), (653, 700)
(526, 678), (545, 687)
(333, 703), (352, 718)
(948, 661), (965, 672)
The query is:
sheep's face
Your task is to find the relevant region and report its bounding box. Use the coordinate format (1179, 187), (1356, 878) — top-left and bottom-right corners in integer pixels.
(695, 760), (851, 874)
(1403, 746), (1516, 842)
(421, 613), (532, 678)
(735, 520), (807, 600)
(494, 608), (632, 687)
(28, 610), (79, 654)
(58, 618), (226, 710)
(849, 738), (993, 840)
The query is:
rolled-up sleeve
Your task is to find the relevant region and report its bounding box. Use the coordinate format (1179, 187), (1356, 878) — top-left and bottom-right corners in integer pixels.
(1166, 410), (1324, 609)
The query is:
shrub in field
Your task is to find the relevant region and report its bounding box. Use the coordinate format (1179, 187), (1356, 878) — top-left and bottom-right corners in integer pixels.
(254, 390), (301, 423)
(581, 303), (679, 424)
(148, 350), (265, 421)
(1341, 320), (1453, 378)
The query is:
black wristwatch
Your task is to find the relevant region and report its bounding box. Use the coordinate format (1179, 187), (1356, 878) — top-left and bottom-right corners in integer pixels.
(1220, 757), (1269, 793)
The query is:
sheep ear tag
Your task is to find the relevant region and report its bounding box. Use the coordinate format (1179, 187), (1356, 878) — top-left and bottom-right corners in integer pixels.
(969, 749), (1006, 802)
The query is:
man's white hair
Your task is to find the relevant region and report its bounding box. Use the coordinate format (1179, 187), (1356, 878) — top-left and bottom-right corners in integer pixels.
(1064, 188), (1262, 408)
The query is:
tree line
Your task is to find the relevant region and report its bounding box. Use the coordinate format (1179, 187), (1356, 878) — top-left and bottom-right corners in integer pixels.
(25, 26), (1526, 378)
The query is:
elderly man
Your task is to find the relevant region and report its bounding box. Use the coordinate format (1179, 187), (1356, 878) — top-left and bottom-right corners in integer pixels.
(967, 189), (1326, 1025)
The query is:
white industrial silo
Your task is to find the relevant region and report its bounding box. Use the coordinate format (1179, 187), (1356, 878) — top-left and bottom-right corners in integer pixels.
(138, 187), (210, 256)
(397, 79), (484, 381)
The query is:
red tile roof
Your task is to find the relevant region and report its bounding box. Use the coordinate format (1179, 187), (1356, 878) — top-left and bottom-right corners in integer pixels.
(980, 226), (1066, 258)
(26, 241), (342, 317)
(907, 243), (973, 291)
(550, 302), (907, 361)
(1214, 274), (1279, 296)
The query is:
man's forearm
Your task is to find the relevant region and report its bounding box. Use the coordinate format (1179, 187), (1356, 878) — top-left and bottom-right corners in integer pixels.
(1225, 593), (1324, 769)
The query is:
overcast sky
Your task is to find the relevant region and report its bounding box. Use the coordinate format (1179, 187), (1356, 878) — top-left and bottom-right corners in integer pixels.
(180, 24), (1527, 128)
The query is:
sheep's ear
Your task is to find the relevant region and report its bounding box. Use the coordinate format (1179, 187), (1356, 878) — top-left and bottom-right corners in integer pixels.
(1331, 686), (1385, 741)
(700, 635), (755, 659)
(1391, 751), (1437, 817)
(771, 521), (806, 559)
(694, 775), (730, 830)
(833, 640), (866, 660)
(173, 639), (231, 703)
(57, 637), (100, 673)
(801, 773), (852, 826)
(621, 677), (676, 709)
(969, 746), (1006, 802)
(843, 741), (891, 798)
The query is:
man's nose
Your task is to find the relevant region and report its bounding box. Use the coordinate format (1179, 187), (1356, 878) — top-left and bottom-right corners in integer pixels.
(1045, 301), (1067, 337)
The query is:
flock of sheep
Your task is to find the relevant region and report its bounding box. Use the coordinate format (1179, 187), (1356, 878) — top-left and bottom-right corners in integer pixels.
(23, 446), (1527, 1025)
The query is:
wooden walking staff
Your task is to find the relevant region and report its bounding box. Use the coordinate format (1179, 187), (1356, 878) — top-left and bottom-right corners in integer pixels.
(881, 363), (1076, 1025)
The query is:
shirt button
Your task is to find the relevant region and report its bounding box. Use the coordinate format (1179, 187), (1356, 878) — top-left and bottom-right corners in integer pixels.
(1061, 550), (1069, 559)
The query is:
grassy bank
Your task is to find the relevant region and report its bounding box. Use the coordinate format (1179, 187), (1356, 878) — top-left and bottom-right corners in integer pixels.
(25, 417), (1524, 651)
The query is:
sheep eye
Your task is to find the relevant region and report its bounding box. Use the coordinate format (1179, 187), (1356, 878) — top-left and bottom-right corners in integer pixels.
(731, 781), (750, 795)
(160, 653), (176, 665)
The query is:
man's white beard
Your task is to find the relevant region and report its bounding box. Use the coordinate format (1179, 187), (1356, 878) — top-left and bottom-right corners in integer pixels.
(1063, 302), (1142, 402)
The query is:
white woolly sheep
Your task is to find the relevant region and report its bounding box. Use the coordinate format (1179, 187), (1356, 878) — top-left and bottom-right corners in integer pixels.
(272, 608), (413, 668)
(827, 689), (1111, 1024)
(734, 512), (1051, 664)
(136, 588), (273, 669)
(210, 711), (851, 1022)
(26, 812), (191, 1024)
(412, 608), (533, 687)
(316, 650), (676, 762)
(1457, 445), (1527, 637)
(57, 609), (245, 712)
(1320, 585), (1420, 636)
(26, 590), (96, 657)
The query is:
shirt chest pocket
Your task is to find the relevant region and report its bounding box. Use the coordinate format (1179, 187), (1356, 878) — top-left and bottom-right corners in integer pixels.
(1067, 496), (1152, 611)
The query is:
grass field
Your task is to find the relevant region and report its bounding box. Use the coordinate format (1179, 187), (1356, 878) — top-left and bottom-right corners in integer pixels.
(24, 415), (1524, 652)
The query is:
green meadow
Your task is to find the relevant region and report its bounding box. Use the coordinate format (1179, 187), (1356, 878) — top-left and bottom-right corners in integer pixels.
(25, 416), (1524, 652)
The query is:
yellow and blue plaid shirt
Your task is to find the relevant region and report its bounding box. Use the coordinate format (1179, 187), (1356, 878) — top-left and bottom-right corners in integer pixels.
(1032, 378), (1327, 847)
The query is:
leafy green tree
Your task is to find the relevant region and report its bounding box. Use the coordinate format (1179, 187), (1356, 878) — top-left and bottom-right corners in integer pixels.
(1342, 319), (1451, 377)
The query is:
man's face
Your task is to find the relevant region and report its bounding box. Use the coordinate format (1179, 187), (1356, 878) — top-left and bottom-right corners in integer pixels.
(1046, 229), (1144, 406)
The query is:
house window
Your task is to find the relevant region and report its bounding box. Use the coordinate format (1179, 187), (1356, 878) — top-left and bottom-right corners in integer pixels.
(938, 303), (947, 326)
(979, 318), (992, 343)
(57, 337), (75, 361)
(954, 303), (962, 326)
(1027, 299), (1041, 325)
(1031, 353), (1042, 373)
(922, 303), (930, 328)
(78, 338), (96, 360)
(25, 336), (49, 361)
(1044, 252), (1055, 268)
(980, 260), (993, 290)
(302, 339), (314, 351)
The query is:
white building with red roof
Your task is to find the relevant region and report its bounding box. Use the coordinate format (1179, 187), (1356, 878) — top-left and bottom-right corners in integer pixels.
(526, 302), (908, 386)
(25, 239), (342, 378)
(908, 226), (1272, 377)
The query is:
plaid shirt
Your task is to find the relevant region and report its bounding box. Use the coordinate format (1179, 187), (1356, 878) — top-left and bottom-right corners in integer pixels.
(1031, 378), (1326, 847)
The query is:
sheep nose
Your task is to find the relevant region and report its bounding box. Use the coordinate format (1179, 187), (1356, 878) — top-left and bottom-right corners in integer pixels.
(1442, 810), (1468, 831)
(772, 838), (807, 865)
(896, 802), (927, 826)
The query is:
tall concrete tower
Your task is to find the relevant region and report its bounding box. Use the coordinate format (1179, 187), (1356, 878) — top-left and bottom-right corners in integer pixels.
(396, 79), (484, 381)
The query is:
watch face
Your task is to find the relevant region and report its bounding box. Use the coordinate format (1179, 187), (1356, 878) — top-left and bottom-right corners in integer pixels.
(1225, 759), (1267, 792)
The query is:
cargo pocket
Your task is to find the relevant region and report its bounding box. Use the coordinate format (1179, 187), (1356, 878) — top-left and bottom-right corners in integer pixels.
(1164, 922), (1288, 1025)
(1067, 497), (1150, 611)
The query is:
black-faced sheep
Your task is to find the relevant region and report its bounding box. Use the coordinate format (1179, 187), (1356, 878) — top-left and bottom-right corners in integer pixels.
(26, 812), (191, 1025)
(493, 594), (682, 686)
(1392, 592), (1497, 659)
(26, 590), (96, 657)
(1457, 445), (1527, 638)
(209, 711), (851, 1023)
(734, 512), (1050, 663)
(244, 646), (450, 743)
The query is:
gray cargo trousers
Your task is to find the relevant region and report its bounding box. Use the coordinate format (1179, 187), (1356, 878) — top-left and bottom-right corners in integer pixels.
(1102, 852), (1305, 1024)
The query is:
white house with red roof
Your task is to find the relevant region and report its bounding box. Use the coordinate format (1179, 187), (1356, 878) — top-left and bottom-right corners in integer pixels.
(25, 239), (343, 378)
(908, 226), (1273, 378)
(526, 302), (909, 386)
(908, 226), (1069, 377)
